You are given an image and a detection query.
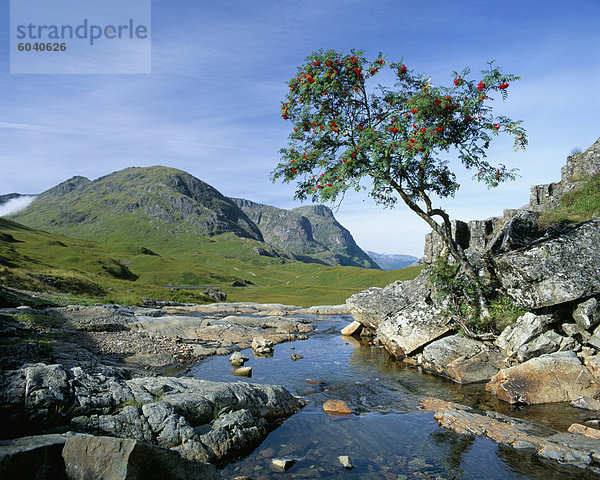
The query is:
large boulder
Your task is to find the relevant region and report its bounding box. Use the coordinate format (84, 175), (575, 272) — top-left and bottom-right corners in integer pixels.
(494, 312), (577, 362)
(492, 219), (600, 309)
(574, 298), (600, 332)
(62, 434), (217, 480)
(485, 351), (598, 404)
(486, 210), (543, 255)
(377, 301), (450, 359)
(347, 269), (451, 358)
(420, 335), (502, 384)
(0, 433), (75, 480)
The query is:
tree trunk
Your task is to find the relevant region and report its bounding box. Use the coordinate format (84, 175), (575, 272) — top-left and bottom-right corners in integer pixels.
(388, 179), (490, 317)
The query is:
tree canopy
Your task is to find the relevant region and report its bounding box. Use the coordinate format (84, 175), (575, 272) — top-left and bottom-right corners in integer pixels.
(272, 49), (527, 286)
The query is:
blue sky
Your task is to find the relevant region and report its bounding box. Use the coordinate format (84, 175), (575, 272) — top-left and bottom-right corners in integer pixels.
(1, 0), (599, 256)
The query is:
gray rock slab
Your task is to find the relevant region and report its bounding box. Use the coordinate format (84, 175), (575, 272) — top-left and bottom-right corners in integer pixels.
(62, 434), (217, 480)
(492, 219), (600, 309)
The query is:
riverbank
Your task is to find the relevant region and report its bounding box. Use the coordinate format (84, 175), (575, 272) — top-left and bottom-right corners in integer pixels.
(0, 301), (345, 478)
(3, 301), (600, 478)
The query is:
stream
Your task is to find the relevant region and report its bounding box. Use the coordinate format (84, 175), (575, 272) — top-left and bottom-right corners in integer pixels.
(189, 315), (596, 479)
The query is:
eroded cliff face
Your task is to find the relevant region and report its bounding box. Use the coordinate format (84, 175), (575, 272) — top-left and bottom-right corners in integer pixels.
(346, 137), (600, 407)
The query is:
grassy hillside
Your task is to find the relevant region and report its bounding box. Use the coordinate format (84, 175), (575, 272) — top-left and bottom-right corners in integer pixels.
(10, 166), (379, 269)
(0, 217), (422, 307)
(538, 173), (600, 228)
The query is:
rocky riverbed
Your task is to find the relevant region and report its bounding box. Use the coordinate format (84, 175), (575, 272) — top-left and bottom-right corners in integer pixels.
(0, 301), (343, 479)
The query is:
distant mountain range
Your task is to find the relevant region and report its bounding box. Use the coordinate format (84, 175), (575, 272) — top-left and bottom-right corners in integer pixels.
(365, 251), (419, 270)
(5, 166), (381, 269)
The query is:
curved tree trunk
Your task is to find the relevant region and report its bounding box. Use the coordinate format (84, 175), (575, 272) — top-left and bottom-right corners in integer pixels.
(388, 178), (490, 318)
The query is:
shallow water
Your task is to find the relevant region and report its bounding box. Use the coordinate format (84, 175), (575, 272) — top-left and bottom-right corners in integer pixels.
(189, 315), (597, 479)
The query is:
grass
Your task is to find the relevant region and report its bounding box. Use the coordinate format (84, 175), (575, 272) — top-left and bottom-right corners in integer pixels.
(0, 217), (422, 307)
(538, 173), (600, 228)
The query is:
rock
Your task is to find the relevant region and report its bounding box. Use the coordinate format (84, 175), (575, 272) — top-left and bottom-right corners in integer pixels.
(347, 269), (453, 359)
(0, 433), (76, 480)
(568, 423), (600, 440)
(422, 396), (600, 473)
(492, 219), (600, 309)
(495, 312), (554, 356)
(198, 409), (266, 464)
(485, 351), (599, 404)
(562, 323), (580, 337)
(338, 455), (353, 469)
(291, 353), (303, 361)
(231, 367), (252, 377)
(322, 399), (353, 415)
(202, 288), (227, 302)
(271, 457), (296, 471)
(1, 362), (304, 467)
(575, 298), (600, 332)
(23, 363), (70, 410)
(486, 210), (543, 255)
(420, 335), (502, 384)
(229, 351), (248, 367)
(423, 220), (470, 264)
(251, 336), (274, 355)
(62, 434), (217, 480)
(304, 304), (351, 315)
(588, 325), (600, 350)
(340, 320), (363, 336)
(346, 269), (431, 330)
(571, 396), (600, 411)
(494, 313), (577, 363)
(377, 302), (450, 358)
(584, 354), (600, 382)
(515, 330), (578, 362)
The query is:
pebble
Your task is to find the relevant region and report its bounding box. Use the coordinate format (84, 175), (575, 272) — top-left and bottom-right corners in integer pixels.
(338, 455), (353, 469)
(271, 457), (296, 471)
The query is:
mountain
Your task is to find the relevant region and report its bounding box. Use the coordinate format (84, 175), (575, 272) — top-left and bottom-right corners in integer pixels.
(0, 193), (27, 204)
(10, 167), (263, 242)
(9, 166), (377, 269)
(231, 198), (379, 268)
(365, 251), (419, 270)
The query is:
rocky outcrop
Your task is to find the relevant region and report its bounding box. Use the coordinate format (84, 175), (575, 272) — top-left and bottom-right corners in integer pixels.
(231, 198), (379, 268)
(347, 269), (452, 358)
(346, 270), (431, 330)
(529, 138), (600, 212)
(422, 397), (600, 474)
(492, 219), (600, 309)
(485, 351), (598, 404)
(418, 335), (502, 384)
(0, 362), (304, 467)
(62, 434), (218, 480)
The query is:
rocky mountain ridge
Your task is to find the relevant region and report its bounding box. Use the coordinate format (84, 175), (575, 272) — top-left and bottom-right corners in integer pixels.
(230, 197), (379, 268)
(7, 166), (378, 269)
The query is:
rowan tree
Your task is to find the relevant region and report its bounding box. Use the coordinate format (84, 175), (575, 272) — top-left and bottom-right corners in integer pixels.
(272, 49), (527, 306)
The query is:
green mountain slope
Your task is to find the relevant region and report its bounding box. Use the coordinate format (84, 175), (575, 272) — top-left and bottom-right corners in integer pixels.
(10, 166), (377, 269)
(0, 217), (422, 307)
(231, 198), (379, 268)
(11, 166), (263, 242)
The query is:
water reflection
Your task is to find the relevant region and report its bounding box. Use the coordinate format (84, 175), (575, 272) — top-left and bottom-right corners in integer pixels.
(189, 316), (596, 479)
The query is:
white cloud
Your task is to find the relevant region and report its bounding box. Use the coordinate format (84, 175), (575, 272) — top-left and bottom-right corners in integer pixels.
(0, 196), (37, 216)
